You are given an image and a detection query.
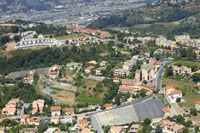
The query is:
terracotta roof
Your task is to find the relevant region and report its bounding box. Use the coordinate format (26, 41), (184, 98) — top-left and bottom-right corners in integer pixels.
(171, 90), (182, 94)
(99, 53), (109, 56)
(53, 64), (61, 69)
(85, 66), (95, 70)
(105, 103), (112, 108)
(119, 88), (133, 92)
(149, 59), (157, 65)
(196, 101), (200, 104)
(51, 106), (61, 111)
(21, 114), (30, 119)
(110, 126), (123, 132)
(49, 71), (57, 75)
(79, 119), (88, 124)
(96, 67), (104, 70)
(113, 78), (121, 80)
(170, 124), (185, 131)
(29, 117), (42, 122)
(65, 108), (74, 112)
(162, 107), (171, 113)
(165, 86), (175, 90)
(122, 80), (135, 86)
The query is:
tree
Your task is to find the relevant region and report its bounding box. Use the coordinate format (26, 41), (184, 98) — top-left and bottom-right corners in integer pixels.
(140, 89), (146, 97)
(185, 120), (192, 127)
(38, 123), (48, 133)
(192, 73), (200, 82)
(144, 118), (151, 126)
(14, 35), (21, 42)
(183, 128), (189, 133)
(115, 95), (121, 106)
(190, 108), (197, 116)
(33, 73), (39, 84)
(155, 125), (162, 133)
(166, 66), (173, 76)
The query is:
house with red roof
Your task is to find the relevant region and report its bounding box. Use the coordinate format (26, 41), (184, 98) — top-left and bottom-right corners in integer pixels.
(104, 103), (113, 109)
(29, 117), (42, 126)
(20, 114), (30, 125)
(167, 90), (183, 103)
(95, 67), (105, 75)
(162, 107), (171, 117)
(109, 126), (123, 133)
(163, 86), (175, 95)
(65, 108), (74, 115)
(195, 101), (200, 111)
(85, 66), (95, 74)
(51, 106), (61, 116)
(79, 119), (88, 128)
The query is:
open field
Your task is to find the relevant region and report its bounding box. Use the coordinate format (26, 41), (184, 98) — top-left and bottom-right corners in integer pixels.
(171, 60), (200, 69)
(55, 34), (85, 40)
(162, 78), (195, 89)
(179, 92), (200, 109)
(188, 114), (200, 126)
(76, 79), (106, 105)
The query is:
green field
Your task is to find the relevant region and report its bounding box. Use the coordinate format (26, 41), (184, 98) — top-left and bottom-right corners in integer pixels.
(171, 60), (200, 71)
(179, 92), (200, 109)
(50, 87), (63, 91)
(55, 34), (85, 40)
(76, 79), (105, 105)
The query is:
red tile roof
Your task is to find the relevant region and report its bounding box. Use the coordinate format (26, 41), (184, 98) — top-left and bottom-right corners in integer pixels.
(65, 108), (74, 112)
(85, 66), (95, 70)
(49, 71), (57, 75)
(165, 86), (175, 90)
(171, 90), (182, 94)
(162, 107), (171, 113)
(21, 114), (30, 119)
(196, 101), (200, 104)
(51, 106), (61, 111)
(79, 119), (88, 124)
(29, 117), (41, 122)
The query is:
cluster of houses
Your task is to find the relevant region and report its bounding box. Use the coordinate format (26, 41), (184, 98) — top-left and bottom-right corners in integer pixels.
(118, 80), (154, 95)
(20, 103), (93, 132)
(175, 35), (200, 49)
(1, 98), (21, 116)
(154, 119), (185, 133)
(71, 28), (111, 39)
(14, 31), (64, 49)
(156, 36), (177, 49)
(114, 57), (137, 77)
(162, 86), (183, 104)
(171, 65), (192, 76)
(67, 36), (100, 46)
(84, 60), (108, 76)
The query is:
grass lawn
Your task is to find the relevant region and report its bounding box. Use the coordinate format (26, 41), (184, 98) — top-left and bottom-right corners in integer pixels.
(50, 87), (63, 91)
(65, 70), (75, 76)
(76, 79), (106, 105)
(55, 34), (85, 40)
(162, 78), (195, 89)
(179, 92), (200, 109)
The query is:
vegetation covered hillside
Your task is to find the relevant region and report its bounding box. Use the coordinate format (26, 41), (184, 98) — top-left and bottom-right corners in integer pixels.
(88, 0), (200, 37)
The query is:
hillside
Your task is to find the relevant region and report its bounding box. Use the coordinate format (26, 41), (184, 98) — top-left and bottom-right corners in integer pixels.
(88, 0), (200, 37)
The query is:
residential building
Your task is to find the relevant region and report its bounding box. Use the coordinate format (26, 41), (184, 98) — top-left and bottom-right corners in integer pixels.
(66, 62), (82, 70)
(100, 61), (108, 66)
(162, 107), (171, 117)
(29, 117), (41, 126)
(172, 65), (192, 75)
(140, 65), (156, 81)
(129, 124), (140, 133)
(0, 127), (5, 133)
(163, 86), (175, 95)
(123, 59), (136, 71)
(32, 99), (45, 114)
(2, 107), (16, 115)
(23, 75), (34, 84)
(114, 69), (130, 77)
(51, 106), (61, 116)
(50, 116), (60, 124)
(79, 119), (88, 128)
(21, 114), (30, 125)
(85, 66), (95, 73)
(105, 104), (113, 109)
(1, 98), (20, 115)
(65, 108), (74, 115)
(195, 101), (200, 111)
(109, 126), (123, 133)
(95, 67), (104, 75)
(167, 90), (183, 103)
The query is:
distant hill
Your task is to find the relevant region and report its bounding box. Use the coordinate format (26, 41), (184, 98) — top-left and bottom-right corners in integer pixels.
(87, 0), (200, 37)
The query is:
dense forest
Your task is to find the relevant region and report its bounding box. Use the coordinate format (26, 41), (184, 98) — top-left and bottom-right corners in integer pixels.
(88, 0), (200, 36)
(0, 42), (128, 75)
